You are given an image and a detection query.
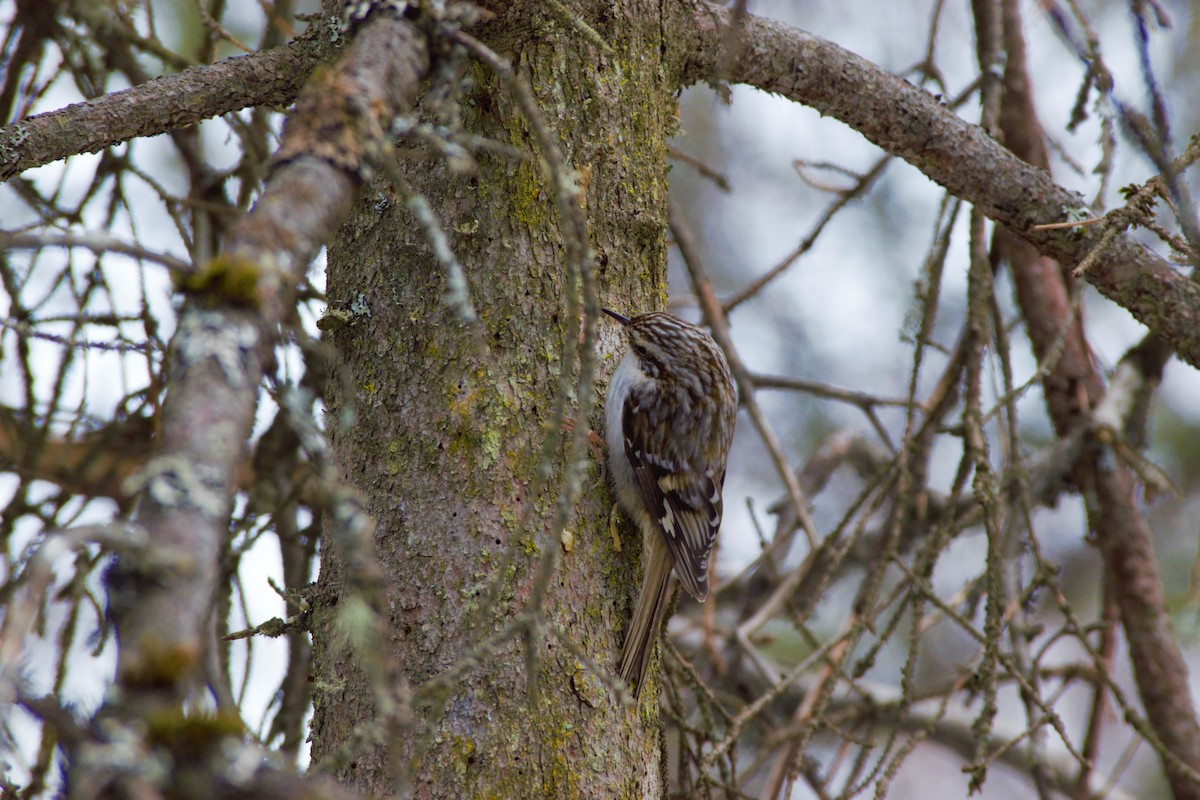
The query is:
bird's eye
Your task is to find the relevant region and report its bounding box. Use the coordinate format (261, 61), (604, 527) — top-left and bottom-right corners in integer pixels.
(634, 343), (649, 358)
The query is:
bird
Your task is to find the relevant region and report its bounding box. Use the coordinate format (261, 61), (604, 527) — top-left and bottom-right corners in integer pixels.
(603, 308), (737, 697)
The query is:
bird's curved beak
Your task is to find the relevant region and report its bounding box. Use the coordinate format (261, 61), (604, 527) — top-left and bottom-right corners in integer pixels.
(602, 308), (630, 325)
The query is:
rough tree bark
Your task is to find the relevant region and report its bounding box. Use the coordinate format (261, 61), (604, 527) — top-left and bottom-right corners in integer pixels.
(308, 2), (692, 795)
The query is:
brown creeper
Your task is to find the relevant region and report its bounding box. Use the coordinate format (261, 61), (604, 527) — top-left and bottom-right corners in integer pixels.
(604, 308), (737, 696)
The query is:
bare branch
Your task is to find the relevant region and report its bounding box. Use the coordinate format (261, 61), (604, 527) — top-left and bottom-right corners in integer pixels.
(684, 2), (1200, 369)
(103, 7), (428, 730)
(0, 35), (326, 182)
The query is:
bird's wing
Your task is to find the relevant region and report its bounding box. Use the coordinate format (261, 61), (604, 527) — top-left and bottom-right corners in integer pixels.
(622, 392), (725, 601)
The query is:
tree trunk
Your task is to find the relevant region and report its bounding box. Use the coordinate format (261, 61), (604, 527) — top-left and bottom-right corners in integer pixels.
(309, 3), (686, 795)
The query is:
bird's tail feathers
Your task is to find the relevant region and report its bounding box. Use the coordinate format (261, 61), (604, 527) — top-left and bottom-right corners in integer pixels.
(618, 536), (675, 698)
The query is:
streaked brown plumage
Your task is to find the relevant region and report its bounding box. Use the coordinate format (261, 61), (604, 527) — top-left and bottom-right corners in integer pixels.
(604, 309), (737, 697)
